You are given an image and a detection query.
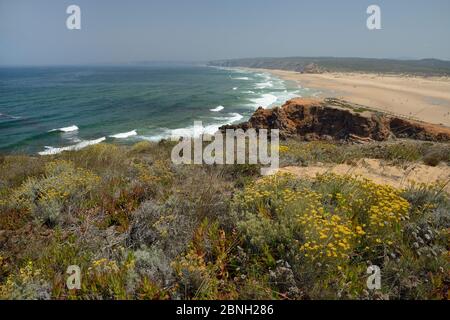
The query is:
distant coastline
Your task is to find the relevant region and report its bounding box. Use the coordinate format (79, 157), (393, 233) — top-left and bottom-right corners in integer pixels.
(209, 57), (450, 76)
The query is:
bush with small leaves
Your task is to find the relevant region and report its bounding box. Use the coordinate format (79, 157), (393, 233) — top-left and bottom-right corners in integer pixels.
(11, 160), (100, 226)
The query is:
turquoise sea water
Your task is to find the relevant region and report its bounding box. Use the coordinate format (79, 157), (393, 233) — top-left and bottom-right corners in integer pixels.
(0, 65), (310, 154)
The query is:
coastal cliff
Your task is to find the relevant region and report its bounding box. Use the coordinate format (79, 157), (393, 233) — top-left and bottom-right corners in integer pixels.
(221, 98), (450, 142)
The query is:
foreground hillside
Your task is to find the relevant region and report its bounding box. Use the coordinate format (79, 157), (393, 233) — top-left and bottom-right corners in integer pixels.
(0, 136), (449, 299)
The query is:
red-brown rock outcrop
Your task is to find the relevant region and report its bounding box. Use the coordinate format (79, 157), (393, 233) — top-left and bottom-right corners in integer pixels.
(220, 98), (450, 142)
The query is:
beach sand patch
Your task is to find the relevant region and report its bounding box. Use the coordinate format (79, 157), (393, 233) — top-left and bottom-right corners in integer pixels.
(275, 158), (450, 192)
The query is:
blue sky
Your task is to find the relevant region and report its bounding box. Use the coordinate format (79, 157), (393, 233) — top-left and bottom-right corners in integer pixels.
(1, 0), (450, 65)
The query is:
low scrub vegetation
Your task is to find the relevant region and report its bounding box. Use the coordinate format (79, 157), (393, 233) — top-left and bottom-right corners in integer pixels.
(279, 139), (450, 166)
(0, 139), (448, 300)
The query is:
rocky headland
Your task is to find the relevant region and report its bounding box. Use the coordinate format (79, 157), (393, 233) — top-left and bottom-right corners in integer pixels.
(221, 98), (450, 143)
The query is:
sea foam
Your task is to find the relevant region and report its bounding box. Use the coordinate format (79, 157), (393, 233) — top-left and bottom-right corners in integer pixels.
(109, 130), (138, 139)
(214, 113), (243, 123)
(141, 112), (244, 142)
(210, 106), (224, 112)
(38, 137), (106, 155)
(250, 94), (278, 108)
(255, 81), (274, 89)
(226, 112), (244, 123)
(0, 113), (21, 120)
(49, 125), (79, 133)
(171, 112), (244, 138)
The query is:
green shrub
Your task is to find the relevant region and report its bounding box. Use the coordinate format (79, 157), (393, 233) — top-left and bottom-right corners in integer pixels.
(11, 160), (100, 226)
(280, 140), (347, 166)
(382, 143), (422, 163)
(423, 151), (443, 166)
(0, 155), (45, 190)
(60, 143), (128, 176)
(129, 141), (156, 155)
(172, 219), (238, 299)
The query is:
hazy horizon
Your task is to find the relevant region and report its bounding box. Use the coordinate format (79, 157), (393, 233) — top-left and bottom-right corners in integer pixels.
(2, 56), (450, 68)
(1, 0), (450, 66)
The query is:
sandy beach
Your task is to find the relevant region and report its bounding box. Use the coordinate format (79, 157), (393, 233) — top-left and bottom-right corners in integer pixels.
(249, 68), (450, 127)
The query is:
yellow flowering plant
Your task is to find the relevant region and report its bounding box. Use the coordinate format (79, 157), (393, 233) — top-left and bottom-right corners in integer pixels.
(0, 261), (47, 300)
(233, 172), (416, 297)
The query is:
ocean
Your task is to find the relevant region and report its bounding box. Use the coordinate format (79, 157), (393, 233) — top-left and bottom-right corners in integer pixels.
(0, 65), (311, 155)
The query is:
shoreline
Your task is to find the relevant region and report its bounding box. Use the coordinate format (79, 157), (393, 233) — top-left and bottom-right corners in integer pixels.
(240, 67), (450, 127)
